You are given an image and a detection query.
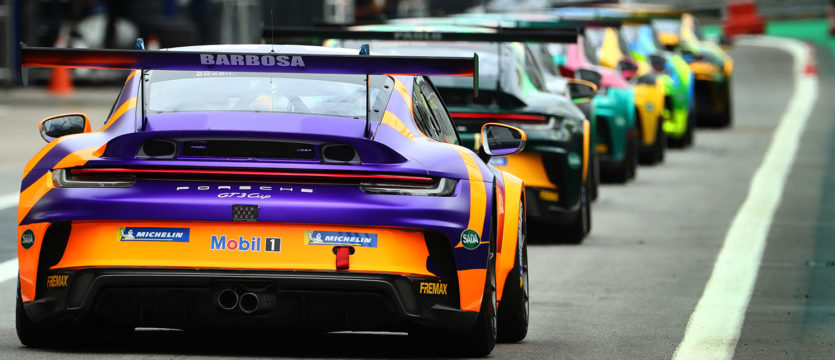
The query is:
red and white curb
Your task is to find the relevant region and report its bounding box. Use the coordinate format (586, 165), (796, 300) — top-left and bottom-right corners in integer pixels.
(673, 36), (819, 360)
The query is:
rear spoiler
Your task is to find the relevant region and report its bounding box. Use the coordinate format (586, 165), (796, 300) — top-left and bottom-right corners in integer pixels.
(20, 42), (479, 138)
(262, 26), (579, 44)
(18, 42), (478, 90)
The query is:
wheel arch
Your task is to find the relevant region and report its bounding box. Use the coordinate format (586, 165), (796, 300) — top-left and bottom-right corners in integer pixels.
(495, 171), (525, 303)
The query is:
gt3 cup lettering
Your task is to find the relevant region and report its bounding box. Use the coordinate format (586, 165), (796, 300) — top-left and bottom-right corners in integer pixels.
(200, 54), (306, 67)
(217, 193), (271, 199)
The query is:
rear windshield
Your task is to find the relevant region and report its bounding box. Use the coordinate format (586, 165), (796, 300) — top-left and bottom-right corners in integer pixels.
(652, 19), (682, 35)
(148, 71), (392, 119)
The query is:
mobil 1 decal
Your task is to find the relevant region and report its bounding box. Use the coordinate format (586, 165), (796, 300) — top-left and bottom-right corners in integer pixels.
(210, 235), (281, 253)
(459, 229), (481, 250)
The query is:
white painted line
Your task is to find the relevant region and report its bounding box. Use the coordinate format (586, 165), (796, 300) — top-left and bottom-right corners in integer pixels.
(0, 258), (18, 283)
(0, 193), (17, 211)
(673, 37), (818, 359)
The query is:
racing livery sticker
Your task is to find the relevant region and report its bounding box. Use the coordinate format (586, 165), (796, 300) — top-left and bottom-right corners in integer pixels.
(264, 237), (281, 252)
(460, 229), (481, 250)
(419, 281), (448, 295)
(119, 227), (190, 242)
(46, 274), (69, 288)
(304, 231), (378, 248)
(210, 235), (263, 252)
(489, 157), (508, 166)
(200, 54), (306, 67)
(568, 152), (582, 169)
(21, 229), (35, 250)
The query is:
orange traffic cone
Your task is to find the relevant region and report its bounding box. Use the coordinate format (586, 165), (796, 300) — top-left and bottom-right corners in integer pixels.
(48, 35), (74, 97)
(48, 67), (74, 97)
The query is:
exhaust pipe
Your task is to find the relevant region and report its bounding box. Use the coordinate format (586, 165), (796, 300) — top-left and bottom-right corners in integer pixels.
(217, 289), (239, 311)
(239, 292), (276, 314)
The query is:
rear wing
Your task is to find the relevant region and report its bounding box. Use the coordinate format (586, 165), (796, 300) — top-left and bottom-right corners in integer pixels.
(262, 26), (579, 44)
(18, 42), (478, 90)
(20, 43), (479, 138)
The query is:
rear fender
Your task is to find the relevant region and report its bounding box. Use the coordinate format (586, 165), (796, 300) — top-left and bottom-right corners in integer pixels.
(496, 172), (524, 302)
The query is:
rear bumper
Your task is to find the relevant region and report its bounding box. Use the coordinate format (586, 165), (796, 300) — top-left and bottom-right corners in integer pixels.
(523, 186), (579, 226)
(25, 268), (476, 332)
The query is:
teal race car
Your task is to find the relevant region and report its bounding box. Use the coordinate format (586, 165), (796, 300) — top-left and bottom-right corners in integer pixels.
(444, 13), (639, 183)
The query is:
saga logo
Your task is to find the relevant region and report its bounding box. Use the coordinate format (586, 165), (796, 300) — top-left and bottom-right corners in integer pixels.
(20, 229), (35, 250)
(459, 229), (481, 250)
(419, 281), (448, 295)
(200, 54), (306, 67)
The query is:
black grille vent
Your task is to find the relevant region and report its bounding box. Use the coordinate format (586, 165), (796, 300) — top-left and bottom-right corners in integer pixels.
(182, 140), (316, 160)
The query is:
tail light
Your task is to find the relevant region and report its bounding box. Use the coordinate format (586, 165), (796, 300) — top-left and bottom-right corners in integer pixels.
(450, 113), (547, 122)
(52, 168), (136, 188)
(360, 178), (457, 196)
(558, 66), (575, 78)
(52, 167), (435, 187)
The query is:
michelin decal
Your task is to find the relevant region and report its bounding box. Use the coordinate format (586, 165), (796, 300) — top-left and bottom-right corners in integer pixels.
(304, 231), (377, 248)
(119, 227), (189, 242)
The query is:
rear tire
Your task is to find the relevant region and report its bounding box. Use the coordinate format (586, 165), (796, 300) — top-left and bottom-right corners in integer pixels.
(589, 152), (600, 201)
(640, 116), (665, 165)
(461, 243), (497, 357)
(605, 130), (637, 184)
(654, 117), (666, 163)
(564, 180), (591, 244)
(669, 110), (695, 148)
(718, 78), (733, 128)
(497, 202), (529, 343)
(17, 281), (58, 348)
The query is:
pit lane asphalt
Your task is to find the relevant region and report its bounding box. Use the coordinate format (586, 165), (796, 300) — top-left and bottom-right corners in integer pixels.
(0, 40), (827, 358)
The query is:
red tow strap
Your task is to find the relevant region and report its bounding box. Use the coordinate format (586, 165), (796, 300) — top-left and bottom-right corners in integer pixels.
(335, 246), (351, 270)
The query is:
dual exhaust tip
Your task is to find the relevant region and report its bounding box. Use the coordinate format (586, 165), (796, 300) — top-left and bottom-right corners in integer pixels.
(217, 288), (275, 314)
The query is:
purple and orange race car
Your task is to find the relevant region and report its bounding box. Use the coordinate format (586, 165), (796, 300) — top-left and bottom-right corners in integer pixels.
(15, 44), (529, 356)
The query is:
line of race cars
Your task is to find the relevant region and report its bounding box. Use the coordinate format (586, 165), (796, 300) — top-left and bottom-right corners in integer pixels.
(13, 5), (732, 357)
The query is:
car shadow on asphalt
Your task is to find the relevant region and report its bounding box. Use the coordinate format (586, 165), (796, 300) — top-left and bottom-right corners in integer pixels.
(38, 329), (468, 358)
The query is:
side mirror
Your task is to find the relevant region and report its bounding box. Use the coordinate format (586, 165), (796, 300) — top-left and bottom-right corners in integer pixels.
(648, 54), (667, 72)
(39, 113), (91, 142)
(566, 79), (598, 104)
(480, 123), (526, 161)
(616, 59), (639, 80)
(576, 69), (602, 89)
(718, 36), (733, 51)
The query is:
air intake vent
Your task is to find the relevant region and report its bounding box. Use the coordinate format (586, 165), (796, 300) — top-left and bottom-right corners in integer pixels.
(322, 144), (359, 163)
(138, 139), (177, 158)
(182, 140), (316, 160)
